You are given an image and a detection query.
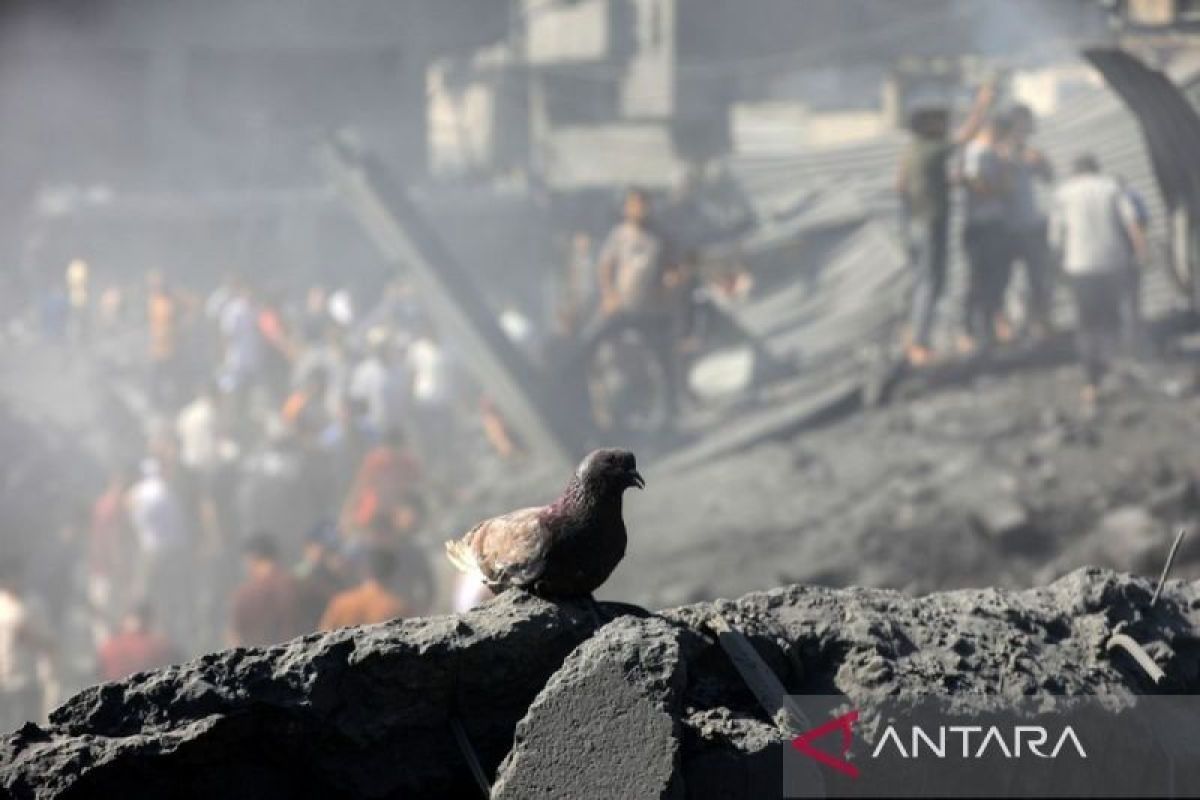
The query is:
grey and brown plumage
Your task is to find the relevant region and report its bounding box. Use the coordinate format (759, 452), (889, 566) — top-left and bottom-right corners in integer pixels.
(445, 449), (644, 598)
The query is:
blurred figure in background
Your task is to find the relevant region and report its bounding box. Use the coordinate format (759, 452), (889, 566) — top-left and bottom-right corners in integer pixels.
(256, 288), (297, 405)
(292, 323), (350, 427)
(228, 533), (302, 647)
(0, 562), (51, 730)
(1050, 153), (1149, 410)
(96, 603), (177, 682)
(282, 367), (333, 438)
(662, 249), (701, 399)
(558, 231), (596, 335)
(1117, 175), (1152, 359)
(406, 322), (457, 482)
(175, 380), (233, 643)
(597, 187), (671, 319)
(217, 278), (264, 422)
(293, 521), (350, 631)
(299, 285), (330, 345)
(176, 382), (224, 517)
(960, 109), (1014, 355)
(1002, 103), (1056, 342)
(341, 428), (424, 541)
(88, 466), (136, 637)
(319, 547), (407, 630)
(27, 508), (85, 656)
(97, 285), (124, 335)
(348, 327), (409, 440)
(146, 270), (182, 409)
(127, 458), (193, 646)
(897, 89), (989, 366)
(366, 515), (434, 616)
(479, 395), (519, 460)
(594, 187), (681, 415)
(65, 258), (90, 346)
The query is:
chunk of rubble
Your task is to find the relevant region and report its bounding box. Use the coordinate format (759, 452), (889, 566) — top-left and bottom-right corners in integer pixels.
(3, 569), (1199, 798)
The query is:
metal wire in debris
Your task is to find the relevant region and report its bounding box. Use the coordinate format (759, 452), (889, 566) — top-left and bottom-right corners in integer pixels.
(450, 715), (492, 797)
(1150, 528), (1187, 608)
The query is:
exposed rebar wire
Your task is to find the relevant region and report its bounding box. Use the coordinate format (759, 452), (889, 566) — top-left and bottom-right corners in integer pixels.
(450, 715), (492, 798)
(1150, 528), (1187, 608)
(708, 614), (813, 735)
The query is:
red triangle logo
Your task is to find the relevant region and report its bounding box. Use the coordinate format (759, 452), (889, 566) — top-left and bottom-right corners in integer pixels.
(791, 709), (860, 778)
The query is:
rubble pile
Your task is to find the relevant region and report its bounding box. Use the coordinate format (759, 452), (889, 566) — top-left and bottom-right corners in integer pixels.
(614, 365), (1200, 607)
(4, 567), (1196, 799)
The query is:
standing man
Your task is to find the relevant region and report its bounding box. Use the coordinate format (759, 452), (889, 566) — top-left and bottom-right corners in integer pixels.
(126, 458), (193, 647)
(65, 258), (90, 346)
(896, 84), (995, 366)
(960, 110), (1015, 355)
(218, 278), (263, 421)
(594, 187), (680, 413)
(1003, 104), (1056, 341)
(318, 548), (407, 631)
(146, 270), (181, 409)
(597, 187), (673, 319)
(405, 323), (456, 480)
(348, 327), (409, 439)
(228, 533), (303, 647)
(1050, 154), (1148, 410)
(293, 522), (350, 631)
(1116, 175), (1152, 358)
(96, 604), (178, 682)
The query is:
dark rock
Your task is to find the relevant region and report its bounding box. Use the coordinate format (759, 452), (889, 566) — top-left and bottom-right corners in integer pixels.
(4, 569), (1199, 799)
(493, 617), (687, 800)
(1, 591), (601, 799)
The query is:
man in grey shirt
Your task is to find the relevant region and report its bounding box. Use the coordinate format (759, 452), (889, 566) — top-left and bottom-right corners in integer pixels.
(597, 187), (671, 316)
(594, 187), (680, 417)
(1050, 153), (1148, 407)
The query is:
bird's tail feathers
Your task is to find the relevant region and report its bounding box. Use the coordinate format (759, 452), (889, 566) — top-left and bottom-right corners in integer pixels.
(445, 539), (483, 579)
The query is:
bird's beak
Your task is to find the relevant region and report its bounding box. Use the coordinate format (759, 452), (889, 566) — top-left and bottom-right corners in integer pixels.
(630, 470), (645, 490)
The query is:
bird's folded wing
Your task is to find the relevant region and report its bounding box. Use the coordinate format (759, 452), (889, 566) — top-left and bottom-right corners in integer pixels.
(465, 506), (550, 587)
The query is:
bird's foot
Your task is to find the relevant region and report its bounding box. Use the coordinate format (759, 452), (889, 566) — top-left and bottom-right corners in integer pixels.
(586, 595), (611, 630)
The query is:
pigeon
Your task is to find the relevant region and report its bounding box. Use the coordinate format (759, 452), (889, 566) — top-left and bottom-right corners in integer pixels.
(445, 448), (644, 599)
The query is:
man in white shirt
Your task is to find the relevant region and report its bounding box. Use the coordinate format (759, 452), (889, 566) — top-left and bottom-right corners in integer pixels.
(1050, 153), (1149, 407)
(127, 460), (193, 644)
(406, 327), (457, 481)
(176, 382), (221, 475)
(348, 329), (409, 437)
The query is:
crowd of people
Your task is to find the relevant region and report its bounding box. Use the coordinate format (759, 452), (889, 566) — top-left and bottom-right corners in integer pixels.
(897, 84), (1151, 410)
(0, 173), (762, 730)
(7, 90), (1149, 729)
(1, 261), (523, 729)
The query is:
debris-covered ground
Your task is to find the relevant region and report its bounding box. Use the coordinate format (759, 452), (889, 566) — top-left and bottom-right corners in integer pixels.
(608, 358), (1200, 609)
(5, 569), (1195, 799)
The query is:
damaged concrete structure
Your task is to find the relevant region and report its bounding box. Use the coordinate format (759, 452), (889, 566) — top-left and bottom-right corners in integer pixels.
(3, 567), (1197, 798)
